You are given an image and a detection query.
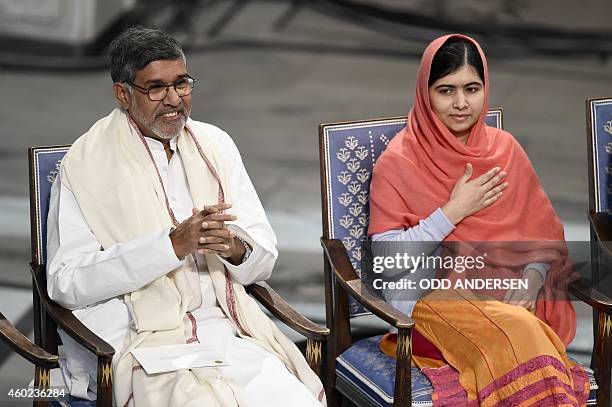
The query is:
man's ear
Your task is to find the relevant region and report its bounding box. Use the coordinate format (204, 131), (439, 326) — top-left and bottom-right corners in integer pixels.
(113, 83), (131, 110)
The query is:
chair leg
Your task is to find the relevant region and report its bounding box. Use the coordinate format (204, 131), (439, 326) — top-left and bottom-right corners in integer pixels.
(325, 349), (341, 407)
(340, 397), (356, 407)
(32, 280), (42, 348)
(594, 311), (612, 406)
(328, 387), (348, 407)
(393, 328), (413, 407)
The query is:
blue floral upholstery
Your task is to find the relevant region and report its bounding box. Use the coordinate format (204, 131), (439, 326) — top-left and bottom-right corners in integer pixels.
(50, 396), (95, 407)
(337, 335), (598, 407)
(336, 335), (432, 406)
(30, 146), (69, 265)
(32, 146), (96, 406)
(320, 110), (503, 317)
(588, 98), (612, 213)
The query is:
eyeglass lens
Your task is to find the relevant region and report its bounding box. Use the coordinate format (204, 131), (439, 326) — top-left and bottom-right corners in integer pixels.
(148, 79), (194, 101)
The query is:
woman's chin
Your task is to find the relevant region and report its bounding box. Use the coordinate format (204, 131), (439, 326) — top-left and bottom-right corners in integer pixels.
(448, 126), (472, 140)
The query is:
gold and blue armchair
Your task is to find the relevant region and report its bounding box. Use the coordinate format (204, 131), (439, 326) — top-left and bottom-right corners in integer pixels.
(319, 109), (604, 406)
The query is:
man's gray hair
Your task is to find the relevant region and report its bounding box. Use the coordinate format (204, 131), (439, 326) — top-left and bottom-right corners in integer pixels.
(109, 26), (186, 84)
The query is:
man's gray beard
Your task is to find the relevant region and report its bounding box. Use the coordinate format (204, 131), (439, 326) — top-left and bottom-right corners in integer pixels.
(129, 98), (189, 140)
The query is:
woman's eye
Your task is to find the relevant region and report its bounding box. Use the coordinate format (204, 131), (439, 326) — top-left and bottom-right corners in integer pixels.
(439, 88), (453, 95)
(466, 87), (481, 93)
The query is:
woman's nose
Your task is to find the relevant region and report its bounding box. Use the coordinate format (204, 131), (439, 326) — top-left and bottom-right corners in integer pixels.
(453, 91), (468, 109)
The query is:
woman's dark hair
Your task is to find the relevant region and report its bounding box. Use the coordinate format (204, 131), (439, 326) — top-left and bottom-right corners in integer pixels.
(428, 37), (484, 86)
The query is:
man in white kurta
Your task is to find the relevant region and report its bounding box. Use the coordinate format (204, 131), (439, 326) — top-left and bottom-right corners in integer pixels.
(46, 26), (323, 407)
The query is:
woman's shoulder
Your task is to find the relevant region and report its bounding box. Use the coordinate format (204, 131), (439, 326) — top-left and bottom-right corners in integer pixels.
(486, 126), (522, 149)
(374, 136), (417, 174)
(487, 125), (512, 139)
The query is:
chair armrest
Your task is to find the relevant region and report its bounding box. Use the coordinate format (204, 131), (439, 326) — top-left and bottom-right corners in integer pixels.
(30, 264), (115, 359)
(246, 281), (329, 341)
(589, 211), (612, 258)
(0, 311), (58, 369)
(320, 237), (414, 330)
(569, 278), (612, 313)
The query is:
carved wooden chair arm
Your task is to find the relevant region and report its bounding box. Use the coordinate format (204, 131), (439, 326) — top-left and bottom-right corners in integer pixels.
(569, 278), (612, 313)
(320, 237), (415, 330)
(30, 264), (115, 359)
(0, 311), (58, 369)
(246, 281), (329, 341)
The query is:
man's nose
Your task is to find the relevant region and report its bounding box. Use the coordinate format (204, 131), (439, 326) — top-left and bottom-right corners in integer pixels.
(163, 85), (181, 106)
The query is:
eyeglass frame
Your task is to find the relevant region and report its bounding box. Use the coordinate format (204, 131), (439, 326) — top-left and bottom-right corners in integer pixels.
(128, 75), (197, 101)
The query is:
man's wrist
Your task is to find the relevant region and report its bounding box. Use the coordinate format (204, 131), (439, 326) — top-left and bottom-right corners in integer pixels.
(169, 228), (187, 260)
(227, 236), (250, 265)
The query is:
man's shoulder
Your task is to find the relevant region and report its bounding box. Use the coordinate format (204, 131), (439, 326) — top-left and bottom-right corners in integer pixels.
(65, 111), (118, 158)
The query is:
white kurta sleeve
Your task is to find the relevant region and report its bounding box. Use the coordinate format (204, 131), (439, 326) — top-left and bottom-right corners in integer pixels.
(214, 131), (278, 286)
(46, 172), (184, 310)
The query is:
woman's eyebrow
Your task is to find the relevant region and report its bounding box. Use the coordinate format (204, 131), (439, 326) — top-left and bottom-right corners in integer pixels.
(463, 81), (483, 87)
(434, 84), (455, 90)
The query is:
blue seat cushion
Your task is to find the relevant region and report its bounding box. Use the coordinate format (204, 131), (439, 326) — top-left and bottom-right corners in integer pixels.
(50, 395), (96, 406)
(336, 335), (433, 406)
(336, 335), (597, 407)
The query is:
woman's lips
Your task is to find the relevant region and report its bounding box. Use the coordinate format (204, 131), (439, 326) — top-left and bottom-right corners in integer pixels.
(450, 114), (471, 122)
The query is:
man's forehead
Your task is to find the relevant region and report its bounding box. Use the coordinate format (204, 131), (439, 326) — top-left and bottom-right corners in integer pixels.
(134, 58), (187, 83)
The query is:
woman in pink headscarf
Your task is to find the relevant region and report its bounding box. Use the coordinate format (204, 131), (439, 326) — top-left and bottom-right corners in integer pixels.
(369, 34), (589, 405)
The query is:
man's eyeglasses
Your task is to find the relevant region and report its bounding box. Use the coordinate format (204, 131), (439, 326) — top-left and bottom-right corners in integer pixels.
(129, 76), (196, 101)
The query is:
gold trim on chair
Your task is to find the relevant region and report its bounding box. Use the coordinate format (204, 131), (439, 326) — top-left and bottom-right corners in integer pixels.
(600, 312), (612, 338)
(396, 330), (412, 360)
(35, 366), (51, 388)
(98, 360), (113, 388)
(306, 338), (323, 367)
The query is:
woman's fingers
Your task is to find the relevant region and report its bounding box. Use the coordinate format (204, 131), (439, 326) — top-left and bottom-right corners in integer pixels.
(481, 170), (506, 191)
(462, 163), (473, 181)
(482, 193), (501, 208)
(475, 167), (500, 185)
(483, 182), (509, 200)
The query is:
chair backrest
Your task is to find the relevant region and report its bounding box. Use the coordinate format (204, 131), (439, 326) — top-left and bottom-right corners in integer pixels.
(29, 146), (70, 266)
(587, 98), (612, 214)
(319, 109), (503, 317)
